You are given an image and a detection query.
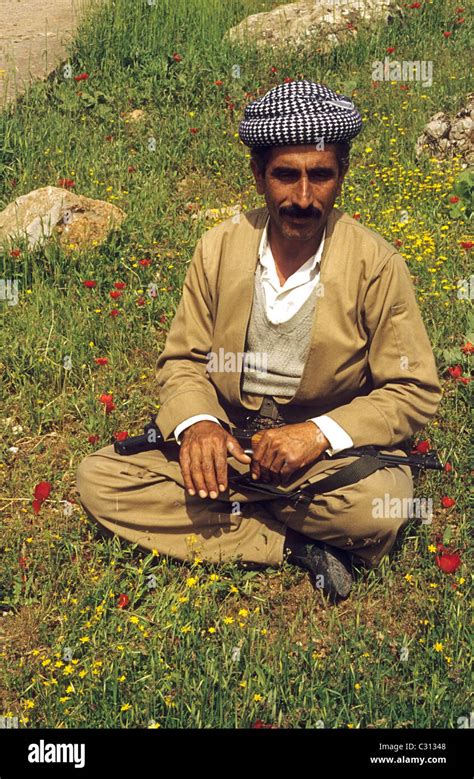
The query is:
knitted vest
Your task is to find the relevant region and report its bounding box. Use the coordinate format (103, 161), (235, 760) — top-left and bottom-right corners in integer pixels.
(241, 262), (321, 398)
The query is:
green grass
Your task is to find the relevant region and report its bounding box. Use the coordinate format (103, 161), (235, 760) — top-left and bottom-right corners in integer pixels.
(0, 0), (472, 728)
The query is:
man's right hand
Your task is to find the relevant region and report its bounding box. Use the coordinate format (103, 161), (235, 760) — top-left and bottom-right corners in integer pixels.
(179, 420), (251, 499)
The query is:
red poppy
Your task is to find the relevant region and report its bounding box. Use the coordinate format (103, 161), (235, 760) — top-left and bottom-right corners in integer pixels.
(227, 103), (235, 111)
(436, 551), (461, 573)
(386, 47), (396, 54)
(460, 241), (473, 250)
(139, 258), (151, 267)
(105, 401), (116, 414)
(456, 17), (465, 23)
(88, 434), (100, 444)
(114, 431), (129, 441)
(346, 22), (356, 30)
(128, 165), (137, 173)
(58, 178), (75, 189)
(10, 249), (21, 257)
(99, 393), (113, 405)
(117, 594), (130, 608)
(283, 77), (294, 83)
(114, 281), (127, 290)
(399, 84), (409, 90)
(105, 134), (113, 142)
(34, 481), (51, 501)
(394, 239), (403, 247)
(110, 290), (122, 299)
(172, 53), (182, 62)
(82, 280), (97, 288)
(441, 496), (456, 508)
(32, 498), (43, 513)
(270, 66), (278, 74)
(109, 309), (120, 318)
(455, 6), (464, 11)
(352, 213), (361, 220)
(19, 556), (28, 569)
(95, 357), (108, 365)
(448, 364), (463, 378)
(251, 720), (274, 728)
(444, 462), (452, 473)
(449, 195), (460, 203)
(136, 297), (145, 306)
(461, 341), (473, 354)
(414, 439), (430, 454)
(214, 80), (223, 86)
(189, 127), (199, 134)
(74, 72), (89, 81)
(408, 2), (421, 7)
(443, 31), (452, 37)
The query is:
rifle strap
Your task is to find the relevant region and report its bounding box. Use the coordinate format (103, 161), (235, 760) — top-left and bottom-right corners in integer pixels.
(231, 455), (396, 504)
(294, 455), (394, 505)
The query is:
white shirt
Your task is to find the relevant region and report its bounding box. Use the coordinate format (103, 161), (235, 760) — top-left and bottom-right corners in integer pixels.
(174, 216), (353, 456)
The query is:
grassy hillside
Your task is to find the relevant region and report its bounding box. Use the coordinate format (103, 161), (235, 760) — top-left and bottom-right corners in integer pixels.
(0, 0), (471, 728)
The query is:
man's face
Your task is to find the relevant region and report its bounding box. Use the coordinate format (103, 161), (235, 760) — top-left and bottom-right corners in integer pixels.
(250, 144), (347, 242)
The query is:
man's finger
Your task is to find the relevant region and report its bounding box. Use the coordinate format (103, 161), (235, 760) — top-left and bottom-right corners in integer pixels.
(199, 446), (222, 498)
(226, 435), (252, 464)
(179, 449), (196, 496)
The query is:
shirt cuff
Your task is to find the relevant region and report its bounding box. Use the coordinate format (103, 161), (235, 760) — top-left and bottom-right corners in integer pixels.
(174, 415), (221, 445)
(309, 416), (354, 456)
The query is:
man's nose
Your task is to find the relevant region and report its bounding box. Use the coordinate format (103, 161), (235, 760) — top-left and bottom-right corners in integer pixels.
(292, 176), (312, 207)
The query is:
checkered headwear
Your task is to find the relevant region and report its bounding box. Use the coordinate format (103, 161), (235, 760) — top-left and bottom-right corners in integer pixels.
(238, 80), (362, 148)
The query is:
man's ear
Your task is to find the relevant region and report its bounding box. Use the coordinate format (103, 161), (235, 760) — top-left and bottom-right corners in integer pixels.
(250, 159), (265, 195)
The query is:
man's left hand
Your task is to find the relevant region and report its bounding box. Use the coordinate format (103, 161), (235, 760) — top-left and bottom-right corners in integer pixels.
(250, 422), (330, 486)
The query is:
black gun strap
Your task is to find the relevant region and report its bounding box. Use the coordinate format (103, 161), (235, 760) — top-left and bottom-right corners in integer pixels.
(230, 455), (394, 503)
(295, 455), (392, 504)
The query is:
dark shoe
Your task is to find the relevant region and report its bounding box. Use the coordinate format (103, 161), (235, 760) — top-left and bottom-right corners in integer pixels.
(288, 540), (353, 603)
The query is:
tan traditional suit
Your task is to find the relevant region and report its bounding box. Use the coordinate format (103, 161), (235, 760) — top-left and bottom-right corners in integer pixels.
(76, 206), (443, 568)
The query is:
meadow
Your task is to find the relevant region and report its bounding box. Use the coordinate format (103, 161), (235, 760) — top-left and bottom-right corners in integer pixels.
(0, 0), (471, 728)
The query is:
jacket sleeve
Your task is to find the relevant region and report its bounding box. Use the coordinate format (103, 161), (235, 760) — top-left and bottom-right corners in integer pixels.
(324, 252), (443, 447)
(154, 237), (231, 441)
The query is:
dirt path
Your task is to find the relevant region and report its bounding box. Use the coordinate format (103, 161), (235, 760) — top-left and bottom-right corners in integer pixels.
(0, 0), (102, 109)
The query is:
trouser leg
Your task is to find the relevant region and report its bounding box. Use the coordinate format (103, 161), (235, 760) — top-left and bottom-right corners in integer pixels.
(76, 443), (413, 570)
(265, 450), (414, 568)
(75, 443), (287, 566)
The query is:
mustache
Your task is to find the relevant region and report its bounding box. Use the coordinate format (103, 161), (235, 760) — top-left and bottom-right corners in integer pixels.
(280, 206), (321, 219)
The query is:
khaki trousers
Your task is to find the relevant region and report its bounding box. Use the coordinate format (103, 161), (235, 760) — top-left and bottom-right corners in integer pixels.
(75, 440), (414, 569)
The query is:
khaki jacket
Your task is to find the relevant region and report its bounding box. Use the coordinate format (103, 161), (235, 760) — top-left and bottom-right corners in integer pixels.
(155, 206), (443, 447)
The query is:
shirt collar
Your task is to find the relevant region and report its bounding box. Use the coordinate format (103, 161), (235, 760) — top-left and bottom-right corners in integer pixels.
(258, 215), (325, 278)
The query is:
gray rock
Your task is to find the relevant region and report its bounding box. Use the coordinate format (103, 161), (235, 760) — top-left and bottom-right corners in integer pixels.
(224, 0), (403, 54)
(0, 185), (126, 251)
(415, 94), (474, 166)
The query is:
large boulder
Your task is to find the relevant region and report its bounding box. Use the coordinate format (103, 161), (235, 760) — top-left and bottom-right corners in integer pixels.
(415, 94), (474, 166)
(0, 186), (126, 251)
(224, 0), (402, 54)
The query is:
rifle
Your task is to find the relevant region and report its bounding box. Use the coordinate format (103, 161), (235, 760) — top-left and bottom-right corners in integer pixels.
(114, 416), (444, 505)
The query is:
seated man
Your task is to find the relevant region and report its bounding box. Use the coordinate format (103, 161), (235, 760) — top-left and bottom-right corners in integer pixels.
(76, 81), (442, 603)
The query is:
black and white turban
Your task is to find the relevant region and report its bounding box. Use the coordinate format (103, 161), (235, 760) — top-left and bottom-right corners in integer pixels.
(238, 80), (362, 148)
